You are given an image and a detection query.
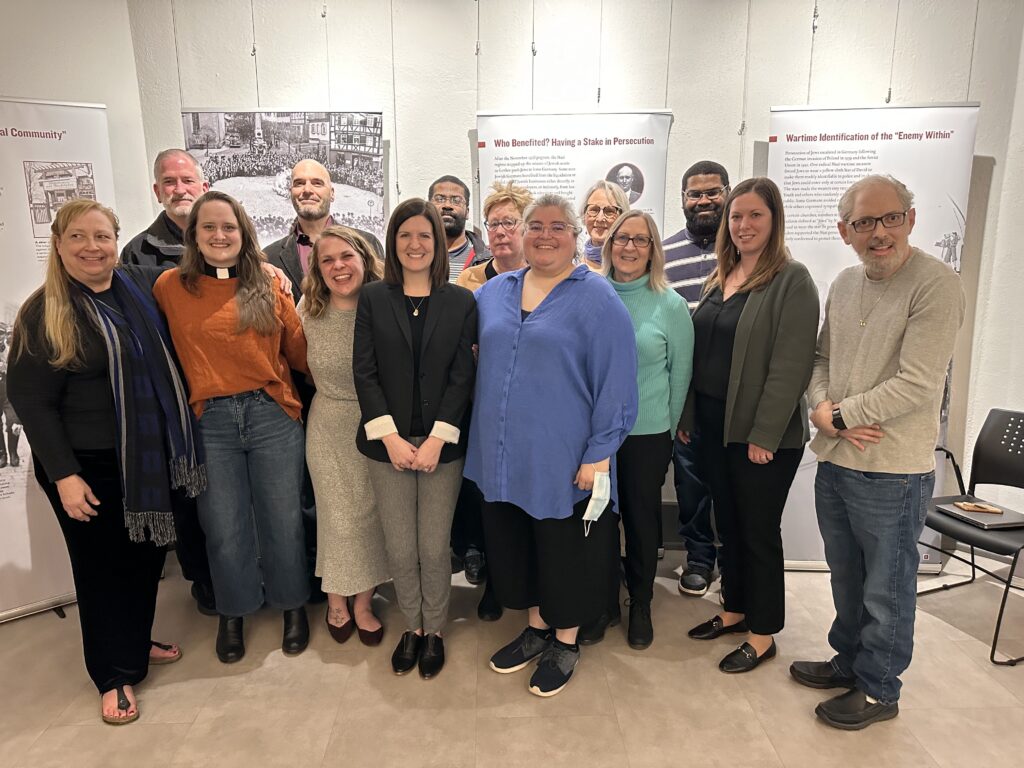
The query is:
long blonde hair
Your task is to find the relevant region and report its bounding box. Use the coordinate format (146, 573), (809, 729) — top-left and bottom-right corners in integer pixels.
(179, 190), (278, 335)
(300, 226), (381, 319)
(13, 198), (120, 368)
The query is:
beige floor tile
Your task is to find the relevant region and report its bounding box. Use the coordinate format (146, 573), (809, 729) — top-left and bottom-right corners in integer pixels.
(902, 707), (1024, 768)
(954, 638), (1024, 704)
(326, 707), (475, 768)
(13, 723), (188, 768)
(898, 635), (1021, 709)
(475, 715), (626, 768)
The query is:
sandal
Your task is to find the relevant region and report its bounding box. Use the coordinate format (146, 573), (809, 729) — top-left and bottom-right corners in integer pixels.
(101, 685), (139, 725)
(149, 640), (182, 665)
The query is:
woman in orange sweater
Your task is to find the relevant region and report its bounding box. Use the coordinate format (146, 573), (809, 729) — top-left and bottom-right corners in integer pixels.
(153, 190), (310, 664)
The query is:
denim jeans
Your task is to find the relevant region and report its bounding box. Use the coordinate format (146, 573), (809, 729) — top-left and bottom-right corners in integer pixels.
(815, 461), (935, 704)
(196, 390), (309, 617)
(673, 432), (716, 572)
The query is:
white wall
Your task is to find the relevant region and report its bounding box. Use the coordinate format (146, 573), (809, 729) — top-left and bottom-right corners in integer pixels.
(2, 0), (1022, 469)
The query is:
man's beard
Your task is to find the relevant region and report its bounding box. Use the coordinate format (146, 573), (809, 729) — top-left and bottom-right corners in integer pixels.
(859, 244), (906, 279)
(442, 210), (467, 238)
(294, 197), (331, 221)
(684, 204), (722, 238)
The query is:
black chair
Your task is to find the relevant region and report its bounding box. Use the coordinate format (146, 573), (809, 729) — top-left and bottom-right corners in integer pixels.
(918, 408), (1024, 666)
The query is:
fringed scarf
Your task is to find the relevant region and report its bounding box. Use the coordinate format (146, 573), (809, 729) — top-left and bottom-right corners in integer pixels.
(75, 270), (206, 545)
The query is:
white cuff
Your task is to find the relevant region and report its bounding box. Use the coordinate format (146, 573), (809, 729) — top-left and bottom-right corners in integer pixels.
(364, 415), (398, 440)
(429, 420), (461, 444)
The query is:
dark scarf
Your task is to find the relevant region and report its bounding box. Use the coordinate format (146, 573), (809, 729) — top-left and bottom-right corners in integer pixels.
(76, 271), (206, 545)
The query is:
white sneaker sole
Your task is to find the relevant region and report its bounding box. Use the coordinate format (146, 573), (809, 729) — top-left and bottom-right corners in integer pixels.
(489, 658), (536, 674)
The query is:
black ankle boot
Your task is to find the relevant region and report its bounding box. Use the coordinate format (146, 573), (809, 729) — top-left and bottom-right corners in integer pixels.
(216, 615), (244, 663)
(282, 607), (309, 655)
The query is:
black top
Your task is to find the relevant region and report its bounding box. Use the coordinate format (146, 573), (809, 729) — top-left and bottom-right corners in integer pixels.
(407, 295), (430, 436)
(119, 212), (185, 268)
(692, 286), (749, 400)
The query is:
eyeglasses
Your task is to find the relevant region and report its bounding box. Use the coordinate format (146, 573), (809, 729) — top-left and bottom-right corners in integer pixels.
(684, 187), (726, 201)
(526, 221), (572, 235)
(484, 218), (521, 232)
(611, 233), (653, 249)
(848, 211), (908, 233)
(431, 194), (465, 207)
(584, 205), (623, 219)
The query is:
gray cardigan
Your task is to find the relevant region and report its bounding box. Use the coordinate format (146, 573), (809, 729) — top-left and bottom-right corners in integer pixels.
(681, 259), (820, 451)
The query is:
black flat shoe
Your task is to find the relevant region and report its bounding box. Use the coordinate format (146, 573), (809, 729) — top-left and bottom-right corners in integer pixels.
(477, 582), (503, 622)
(627, 600), (653, 650)
(578, 611), (621, 646)
(216, 615), (245, 663)
(815, 688), (899, 730)
(418, 634), (445, 679)
(325, 610), (356, 645)
(719, 640), (776, 673)
(391, 631), (423, 675)
(790, 660), (856, 690)
(282, 607), (309, 655)
(687, 615), (748, 640)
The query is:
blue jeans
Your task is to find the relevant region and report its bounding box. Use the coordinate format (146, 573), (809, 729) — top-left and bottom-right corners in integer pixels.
(814, 461), (934, 704)
(196, 390), (309, 617)
(673, 432), (716, 572)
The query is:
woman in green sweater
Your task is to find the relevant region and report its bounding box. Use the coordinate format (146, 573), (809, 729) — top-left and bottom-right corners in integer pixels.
(583, 210), (693, 649)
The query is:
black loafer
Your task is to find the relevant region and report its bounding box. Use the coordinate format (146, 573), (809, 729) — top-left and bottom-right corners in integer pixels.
(578, 611), (621, 646)
(719, 640), (776, 673)
(790, 660), (856, 690)
(391, 631), (423, 675)
(418, 634), (445, 679)
(216, 615), (245, 663)
(815, 688), (899, 730)
(477, 582), (503, 622)
(282, 607), (309, 655)
(687, 615), (748, 640)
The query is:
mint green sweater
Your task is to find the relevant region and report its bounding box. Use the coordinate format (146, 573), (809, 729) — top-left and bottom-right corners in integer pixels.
(608, 273), (694, 435)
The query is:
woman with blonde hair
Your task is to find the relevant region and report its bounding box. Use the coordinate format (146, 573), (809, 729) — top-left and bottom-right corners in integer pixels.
(578, 180), (629, 270)
(680, 177), (819, 673)
(153, 190), (310, 664)
(8, 198), (203, 724)
(299, 226), (389, 645)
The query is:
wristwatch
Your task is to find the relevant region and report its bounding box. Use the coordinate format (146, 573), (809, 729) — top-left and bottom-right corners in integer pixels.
(831, 407), (847, 432)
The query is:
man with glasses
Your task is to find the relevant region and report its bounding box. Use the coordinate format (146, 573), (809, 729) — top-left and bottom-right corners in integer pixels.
(663, 161), (731, 599)
(428, 175), (490, 283)
(793, 174), (964, 730)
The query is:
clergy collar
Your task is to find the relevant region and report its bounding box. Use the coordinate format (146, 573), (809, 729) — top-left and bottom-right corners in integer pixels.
(203, 261), (238, 279)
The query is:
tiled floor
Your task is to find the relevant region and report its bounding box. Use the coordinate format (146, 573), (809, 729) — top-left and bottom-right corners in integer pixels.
(2, 552), (1022, 768)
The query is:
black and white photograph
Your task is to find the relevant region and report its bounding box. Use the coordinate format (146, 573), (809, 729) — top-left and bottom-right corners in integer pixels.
(23, 161), (96, 239)
(607, 162), (644, 204)
(180, 110), (386, 245)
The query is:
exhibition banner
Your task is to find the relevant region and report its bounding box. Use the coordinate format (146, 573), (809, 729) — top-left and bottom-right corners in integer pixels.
(477, 111), (673, 235)
(180, 110), (386, 246)
(0, 97), (116, 620)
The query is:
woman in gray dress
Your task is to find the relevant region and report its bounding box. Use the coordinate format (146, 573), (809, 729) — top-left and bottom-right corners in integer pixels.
(299, 226), (389, 645)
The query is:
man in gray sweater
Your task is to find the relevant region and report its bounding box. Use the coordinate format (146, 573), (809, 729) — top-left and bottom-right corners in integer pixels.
(791, 175), (965, 730)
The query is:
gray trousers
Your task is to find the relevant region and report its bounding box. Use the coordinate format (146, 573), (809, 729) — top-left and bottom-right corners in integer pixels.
(367, 441), (464, 634)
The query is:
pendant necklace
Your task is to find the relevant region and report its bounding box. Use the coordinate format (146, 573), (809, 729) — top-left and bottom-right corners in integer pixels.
(407, 295), (427, 317)
(858, 273), (891, 327)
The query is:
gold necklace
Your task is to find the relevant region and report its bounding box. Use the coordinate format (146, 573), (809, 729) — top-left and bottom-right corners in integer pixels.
(407, 295), (427, 317)
(858, 273), (891, 327)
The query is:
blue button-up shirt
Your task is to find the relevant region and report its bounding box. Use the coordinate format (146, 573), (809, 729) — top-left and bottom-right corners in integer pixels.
(465, 265), (639, 521)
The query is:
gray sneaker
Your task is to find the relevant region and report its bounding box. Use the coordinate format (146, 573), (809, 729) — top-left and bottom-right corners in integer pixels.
(489, 627), (552, 673)
(678, 566), (711, 596)
(528, 640), (580, 697)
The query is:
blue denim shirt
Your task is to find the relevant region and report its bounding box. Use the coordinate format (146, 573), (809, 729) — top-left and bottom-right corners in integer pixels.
(465, 265), (639, 521)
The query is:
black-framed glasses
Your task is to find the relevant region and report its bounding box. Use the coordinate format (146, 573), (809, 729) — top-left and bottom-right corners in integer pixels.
(484, 217), (521, 232)
(584, 205), (622, 219)
(848, 211), (908, 233)
(526, 221), (572, 235)
(684, 187), (726, 201)
(431, 194), (465, 207)
(611, 233), (653, 249)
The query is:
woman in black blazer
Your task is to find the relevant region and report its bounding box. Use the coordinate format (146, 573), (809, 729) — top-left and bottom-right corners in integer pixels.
(353, 198), (477, 680)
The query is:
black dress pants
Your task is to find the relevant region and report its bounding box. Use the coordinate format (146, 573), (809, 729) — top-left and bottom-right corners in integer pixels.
(170, 491), (213, 591)
(451, 477), (485, 557)
(35, 450), (166, 693)
(695, 395), (801, 635)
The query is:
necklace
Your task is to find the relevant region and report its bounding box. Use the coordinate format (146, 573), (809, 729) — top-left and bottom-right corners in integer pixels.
(407, 295), (427, 317)
(858, 273), (891, 327)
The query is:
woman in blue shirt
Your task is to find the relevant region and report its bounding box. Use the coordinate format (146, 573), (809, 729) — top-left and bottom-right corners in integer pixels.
(465, 194), (638, 697)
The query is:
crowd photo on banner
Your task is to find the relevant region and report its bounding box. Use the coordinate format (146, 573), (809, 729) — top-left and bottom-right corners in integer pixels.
(5, 112), (965, 732)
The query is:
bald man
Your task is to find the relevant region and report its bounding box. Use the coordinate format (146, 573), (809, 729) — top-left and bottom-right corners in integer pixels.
(264, 159), (383, 304)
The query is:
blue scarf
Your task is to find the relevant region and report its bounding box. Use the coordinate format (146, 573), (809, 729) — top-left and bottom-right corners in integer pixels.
(584, 239), (603, 266)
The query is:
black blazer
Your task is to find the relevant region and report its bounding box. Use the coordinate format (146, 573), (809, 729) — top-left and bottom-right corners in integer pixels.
(353, 280), (477, 464)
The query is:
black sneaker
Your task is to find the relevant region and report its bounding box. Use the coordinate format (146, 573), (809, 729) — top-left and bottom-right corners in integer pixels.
(489, 627), (552, 673)
(528, 639), (580, 697)
(815, 688), (899, 730)
(627, 599), (653, 650)
(678, 566), (711, 596)
(464, 548), (486, 585)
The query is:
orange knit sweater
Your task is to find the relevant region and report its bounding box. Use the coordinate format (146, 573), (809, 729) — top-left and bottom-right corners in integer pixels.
(153, 270), (308, 420)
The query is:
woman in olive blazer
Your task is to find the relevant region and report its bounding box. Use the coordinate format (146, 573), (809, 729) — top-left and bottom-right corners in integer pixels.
(680, 177), (819, 674)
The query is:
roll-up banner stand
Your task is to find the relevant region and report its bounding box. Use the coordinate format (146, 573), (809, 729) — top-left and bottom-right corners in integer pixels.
(0, 97), (117, 621)
(767, 103), (979, 569)
(476, 111), (674, 239)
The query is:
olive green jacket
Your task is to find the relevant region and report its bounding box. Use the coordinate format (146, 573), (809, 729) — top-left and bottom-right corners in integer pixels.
(680, 260), (820, 451)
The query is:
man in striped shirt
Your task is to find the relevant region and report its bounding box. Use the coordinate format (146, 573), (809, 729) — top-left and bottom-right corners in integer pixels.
(664, 161), (730, 598)
(428, 175), (490, 283)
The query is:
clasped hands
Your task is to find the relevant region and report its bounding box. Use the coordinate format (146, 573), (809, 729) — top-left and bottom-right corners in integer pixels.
(382, 433), (444, 473)
(811, 400), (885, 451)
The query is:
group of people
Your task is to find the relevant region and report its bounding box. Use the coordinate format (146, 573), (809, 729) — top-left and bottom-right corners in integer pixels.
(8, 146), (963, 733)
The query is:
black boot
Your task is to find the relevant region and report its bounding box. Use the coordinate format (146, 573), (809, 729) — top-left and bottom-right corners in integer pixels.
(282, 607), (309, 655)
(216, 615), (244, 663)
(627, 599), (653, 650)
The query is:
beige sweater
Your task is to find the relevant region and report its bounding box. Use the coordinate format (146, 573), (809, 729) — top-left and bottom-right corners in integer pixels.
(808, 248), (965, 473)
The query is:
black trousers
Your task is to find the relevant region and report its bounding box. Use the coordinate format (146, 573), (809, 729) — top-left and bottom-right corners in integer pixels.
(35, 450), (166, 693)
(451, 477), (485, 556)
(695, 395), (802, 635)
(170, 491), (213, 591)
